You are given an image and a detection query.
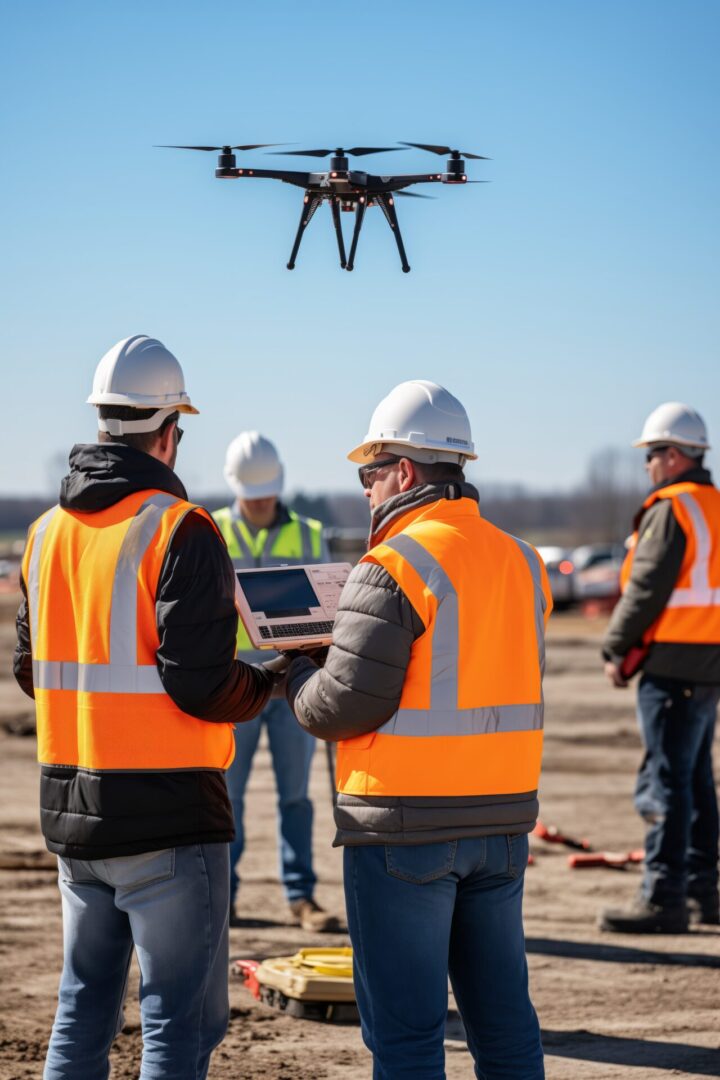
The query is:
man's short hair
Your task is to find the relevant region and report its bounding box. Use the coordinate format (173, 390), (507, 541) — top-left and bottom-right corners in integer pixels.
(97, 406), (179, 454)
(412, 460), (466, 486)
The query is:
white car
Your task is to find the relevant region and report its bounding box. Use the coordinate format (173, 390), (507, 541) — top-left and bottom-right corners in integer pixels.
(535, 546), (576, 609)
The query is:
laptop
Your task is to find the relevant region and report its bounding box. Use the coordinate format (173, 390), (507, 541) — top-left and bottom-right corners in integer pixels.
(235, 563), (353, 650)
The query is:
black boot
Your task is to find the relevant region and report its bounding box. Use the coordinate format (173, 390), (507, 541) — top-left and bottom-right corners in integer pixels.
(599, 895), (689, 934)
(687, 892), (720, 926)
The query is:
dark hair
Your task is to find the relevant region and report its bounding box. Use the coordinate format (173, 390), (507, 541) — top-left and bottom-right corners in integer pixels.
(97, 405), (179, 454)
(412, 460), (466, 486)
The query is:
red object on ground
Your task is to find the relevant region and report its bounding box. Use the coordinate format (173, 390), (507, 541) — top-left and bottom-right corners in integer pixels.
(235, 959), (261, 999)
(533, 821), (592, 851)
(568, 849), (645, 870)
(527, 853), (535, 866)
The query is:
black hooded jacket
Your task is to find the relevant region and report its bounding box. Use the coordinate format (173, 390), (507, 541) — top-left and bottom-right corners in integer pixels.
(14, 443), (274, 859)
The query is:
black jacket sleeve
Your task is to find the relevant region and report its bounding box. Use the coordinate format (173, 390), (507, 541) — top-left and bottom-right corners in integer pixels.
(603, 499), (686, 659)
(13, 575), (34, 699)
(156, 510), (274, 723)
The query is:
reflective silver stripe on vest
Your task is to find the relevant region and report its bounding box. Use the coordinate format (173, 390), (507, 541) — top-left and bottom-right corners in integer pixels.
(32, 660), (163, 693)
(230, 520), (256, 567)
(376, 531), (545, 738)
(27, 506), (60, 642)
(30, 493), (183, 694)
(231, 517), (317, 569)
(666, 493), (720, 608)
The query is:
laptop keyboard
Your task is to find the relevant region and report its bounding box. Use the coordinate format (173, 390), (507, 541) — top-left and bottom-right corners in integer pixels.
(260, 621), (334, 640)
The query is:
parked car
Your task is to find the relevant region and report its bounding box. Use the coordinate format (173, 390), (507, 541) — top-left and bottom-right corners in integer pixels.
(536, 546), (576, 609)
(572, 543), (625, 601)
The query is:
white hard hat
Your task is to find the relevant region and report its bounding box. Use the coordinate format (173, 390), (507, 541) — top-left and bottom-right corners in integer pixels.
(347, 380), (477, 465)
(632, 402), (710, 453)
(88, 335), (198, 434)
(224, 431), (284, 499)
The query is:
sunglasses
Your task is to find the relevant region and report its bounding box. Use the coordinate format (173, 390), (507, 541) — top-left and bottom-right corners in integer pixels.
(175, 425), (184, 444)
(357, 456), (401, 490)
(645, 445), (670, 462)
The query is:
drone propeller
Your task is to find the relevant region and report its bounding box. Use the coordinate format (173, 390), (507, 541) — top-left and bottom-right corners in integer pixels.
(155, 143), (282, 152)
(400, 142), (490, 160)
(268, 146), (405, 158)
(394, 191), (435, 199)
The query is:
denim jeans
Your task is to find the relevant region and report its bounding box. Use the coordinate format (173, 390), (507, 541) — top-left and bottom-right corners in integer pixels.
(44, 843), (230, 1080)
(635, 673), (720, 906)
(344, 834), (543, 1080)
(228, 696), (316, 904)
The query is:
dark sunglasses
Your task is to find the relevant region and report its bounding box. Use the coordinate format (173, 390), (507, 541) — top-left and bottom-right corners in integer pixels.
(645, 445), (670, 462)
(175, 425), (184, 444)
(357, 456), (401, 490)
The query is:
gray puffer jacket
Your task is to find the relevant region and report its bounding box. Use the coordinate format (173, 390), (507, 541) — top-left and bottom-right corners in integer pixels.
(286, 482), (540, 846)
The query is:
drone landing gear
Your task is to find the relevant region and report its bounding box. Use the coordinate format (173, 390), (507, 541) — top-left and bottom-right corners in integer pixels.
(287, 193), (322, 270)
(330, 198), (347, 269)
(376, 194), (411, 272)
(345, 200), (367, 272)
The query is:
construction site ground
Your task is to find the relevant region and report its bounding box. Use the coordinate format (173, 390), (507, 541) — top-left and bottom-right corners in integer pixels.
(1, 592), (718, 1079)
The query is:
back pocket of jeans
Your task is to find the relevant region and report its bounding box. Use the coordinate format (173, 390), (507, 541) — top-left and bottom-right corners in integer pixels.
(104, 849), (175, 893)
(385, 841), (457, 884)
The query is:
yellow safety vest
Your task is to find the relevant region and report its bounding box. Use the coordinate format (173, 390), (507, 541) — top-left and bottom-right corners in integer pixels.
(212, 506), (325, 653)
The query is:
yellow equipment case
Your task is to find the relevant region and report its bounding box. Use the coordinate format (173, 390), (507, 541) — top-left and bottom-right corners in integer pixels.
(236, 948), (359, 1023)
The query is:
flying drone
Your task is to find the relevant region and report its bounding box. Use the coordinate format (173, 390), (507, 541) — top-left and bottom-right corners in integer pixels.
(157, 141), (489, 272)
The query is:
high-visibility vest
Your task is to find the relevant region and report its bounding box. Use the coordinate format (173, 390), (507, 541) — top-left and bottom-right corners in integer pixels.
(335, 497), (551, 798)
(620, 481), (720, 645)
(22, 490), (235, 772)
(212, 506), (325, 653)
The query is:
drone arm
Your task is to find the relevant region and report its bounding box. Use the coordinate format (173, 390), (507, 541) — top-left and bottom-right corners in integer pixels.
(287, 192), (322, 270)
(230, 168), (312, 189)
(345, 199), (367, 272)
(366, 173), (442, 193)
(376, 194), (411, 273)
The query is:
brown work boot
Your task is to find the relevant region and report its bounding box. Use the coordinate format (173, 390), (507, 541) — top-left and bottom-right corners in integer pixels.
(288, 897), (340, 933)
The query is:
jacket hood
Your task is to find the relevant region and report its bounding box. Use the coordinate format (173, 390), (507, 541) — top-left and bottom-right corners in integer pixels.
(59, 443), (188, 512)
(368, 481), (480, 548)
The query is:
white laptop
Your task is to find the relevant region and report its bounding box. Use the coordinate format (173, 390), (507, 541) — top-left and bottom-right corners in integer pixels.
(235, 563), (352, 650)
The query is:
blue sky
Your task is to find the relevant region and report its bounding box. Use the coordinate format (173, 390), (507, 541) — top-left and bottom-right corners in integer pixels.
(2, 1), (718, 498)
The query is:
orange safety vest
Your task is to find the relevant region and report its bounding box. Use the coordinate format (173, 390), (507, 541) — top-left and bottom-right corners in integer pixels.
(620, 481), (720, 645)
(22, 490), (235, 772)
(335, 498), (552, 798)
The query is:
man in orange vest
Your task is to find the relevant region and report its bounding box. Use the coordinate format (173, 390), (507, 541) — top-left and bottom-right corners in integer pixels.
(282, 381), (552, 1079)
(601, 403), (720, 934)
(14, 336), (281, 1079)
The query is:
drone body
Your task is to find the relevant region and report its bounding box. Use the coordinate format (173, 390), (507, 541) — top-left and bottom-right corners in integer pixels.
(159, 143), (488, 271)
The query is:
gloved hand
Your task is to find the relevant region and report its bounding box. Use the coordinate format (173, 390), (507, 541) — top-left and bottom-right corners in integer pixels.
(280, 646), (330, 668)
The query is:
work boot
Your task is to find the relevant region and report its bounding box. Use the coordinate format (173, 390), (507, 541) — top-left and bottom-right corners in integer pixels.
(687, 893), (720, 926)
(599, 896), (689, 934)
(288, 897), (340, 933)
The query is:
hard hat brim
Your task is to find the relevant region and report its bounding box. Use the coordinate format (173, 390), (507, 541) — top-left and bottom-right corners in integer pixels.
(347, 438), (477, 464)
(631, 435), (709, 450)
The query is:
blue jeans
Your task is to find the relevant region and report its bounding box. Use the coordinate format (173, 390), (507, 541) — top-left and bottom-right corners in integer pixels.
(635, 674), (720, 906)
(228, 697), (316, 904)
(44, 843), (230, 1080)
(344, 835), (543, 1080)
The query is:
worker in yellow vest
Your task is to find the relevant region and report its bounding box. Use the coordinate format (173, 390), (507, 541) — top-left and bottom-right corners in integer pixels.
(213, 432), (338, 932)
(14, 336), (279, 1079)
(282, 381), (552, 1079)
(601, 403), (720, 933)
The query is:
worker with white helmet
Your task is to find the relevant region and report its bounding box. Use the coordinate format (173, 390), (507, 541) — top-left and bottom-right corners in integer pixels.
(601, 402), (720, 934)
(14, 336), (280, 1078)
(212, 433), (338, 932)
(282, 380), (551, 1078)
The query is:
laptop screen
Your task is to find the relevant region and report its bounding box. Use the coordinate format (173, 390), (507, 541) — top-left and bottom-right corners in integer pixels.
(236, 568), (320, 619)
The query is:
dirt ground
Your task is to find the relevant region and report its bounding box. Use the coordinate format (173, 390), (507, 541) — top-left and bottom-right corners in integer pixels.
(1, 592), (719, 1080)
